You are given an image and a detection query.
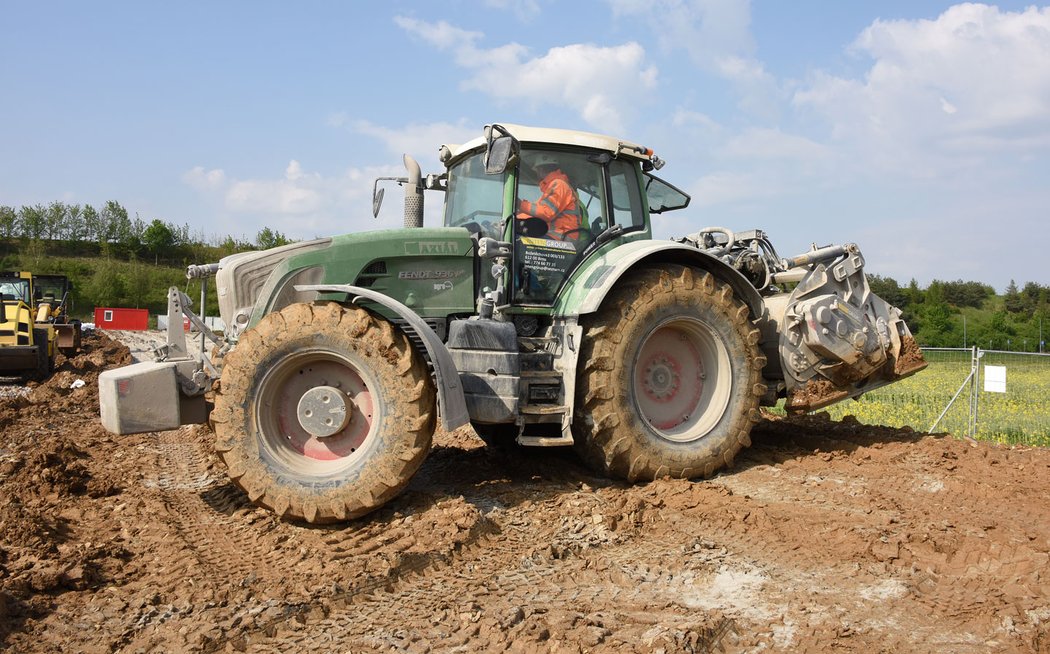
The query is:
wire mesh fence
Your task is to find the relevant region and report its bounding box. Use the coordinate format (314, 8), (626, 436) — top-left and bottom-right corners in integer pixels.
(821, 348), (1050, 447)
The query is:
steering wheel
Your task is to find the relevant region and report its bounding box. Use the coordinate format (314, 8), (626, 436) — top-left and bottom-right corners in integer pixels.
(462, 210), (503, 237)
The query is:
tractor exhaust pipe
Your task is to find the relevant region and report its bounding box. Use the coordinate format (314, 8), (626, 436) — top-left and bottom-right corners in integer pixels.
(403, 154), (423, 229)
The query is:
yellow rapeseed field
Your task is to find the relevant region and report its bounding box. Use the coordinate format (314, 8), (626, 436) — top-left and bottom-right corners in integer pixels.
(819, 350), (1050, 447)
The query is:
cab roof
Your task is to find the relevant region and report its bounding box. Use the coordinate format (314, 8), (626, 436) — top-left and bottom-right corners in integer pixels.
(442, 123), (655, 168)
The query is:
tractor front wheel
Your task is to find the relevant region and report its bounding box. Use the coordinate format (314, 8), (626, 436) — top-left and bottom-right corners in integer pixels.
(573, 265), (765, 481)
(212, 302), (435, 523)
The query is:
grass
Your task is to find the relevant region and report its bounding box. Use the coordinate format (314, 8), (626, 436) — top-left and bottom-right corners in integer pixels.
(805, 349), (1050, 447)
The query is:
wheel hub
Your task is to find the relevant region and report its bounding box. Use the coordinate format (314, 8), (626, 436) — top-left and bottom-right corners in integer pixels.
(633, 321), (715, 436)
(296, 385), (352, 438)
(643, 354), (681, 402)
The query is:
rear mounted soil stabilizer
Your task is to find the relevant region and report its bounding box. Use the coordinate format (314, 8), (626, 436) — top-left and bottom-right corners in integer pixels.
(775, 244), (926, 413)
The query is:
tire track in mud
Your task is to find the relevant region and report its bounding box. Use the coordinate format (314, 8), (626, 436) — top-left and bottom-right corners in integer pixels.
(140, 428), (287, 585)
(228, 487), (744, 654)
(197, 499), (503, 653)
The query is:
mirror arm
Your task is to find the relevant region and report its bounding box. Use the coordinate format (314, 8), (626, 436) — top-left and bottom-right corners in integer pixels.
(371, 176), (408, 218)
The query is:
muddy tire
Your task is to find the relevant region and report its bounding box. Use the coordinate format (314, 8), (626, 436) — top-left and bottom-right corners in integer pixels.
(211, 302), (436, 523)
(573, 265), (766, 481)
(29, 329), (53, 382)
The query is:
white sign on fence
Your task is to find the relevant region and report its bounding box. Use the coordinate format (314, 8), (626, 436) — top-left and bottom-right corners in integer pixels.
(984, 365), (1007, 393)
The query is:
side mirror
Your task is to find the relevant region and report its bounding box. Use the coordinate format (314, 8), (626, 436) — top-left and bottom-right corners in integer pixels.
(485, 136), (517, 174)
(372, 186), (385, 218)
(484, 124), (519, 175)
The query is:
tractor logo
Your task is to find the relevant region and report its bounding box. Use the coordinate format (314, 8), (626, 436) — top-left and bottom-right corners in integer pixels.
(433, 281), (454, 291)
(404, 241), (460, 255)
(398, 270), (464, 281)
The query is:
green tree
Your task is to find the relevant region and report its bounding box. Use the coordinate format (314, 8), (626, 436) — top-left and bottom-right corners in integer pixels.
(99, 200), (129, 244)
(941, 279), (993, 308)
(18, 204), (46, 240)
(44, 201), (66, 241)
(1004, 280), (1024, 314)
(125, 259), (151, 308)
(142, 219), (176, 263)
(65, 203), (84, 241)
(82, 204), (101, 242)
(218, 235), (252, 257)
(868, 274), (906, 308)
(905, 278), (923, 306)
(256, 227), (291, 250)
(0, 205), (16, 239)
(86, 257), (126, 307)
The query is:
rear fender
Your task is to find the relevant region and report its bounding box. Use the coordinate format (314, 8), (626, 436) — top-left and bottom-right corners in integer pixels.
(555, 240), (765, 319)
(295, 283), (469, 431)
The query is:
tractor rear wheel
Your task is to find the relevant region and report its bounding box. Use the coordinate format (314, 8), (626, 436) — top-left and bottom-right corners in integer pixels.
(212, 302), (435, 523)
(573, 265), (765, 481)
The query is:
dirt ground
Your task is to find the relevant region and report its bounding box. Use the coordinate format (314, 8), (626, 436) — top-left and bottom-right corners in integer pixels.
(1, 331), (1048, 653)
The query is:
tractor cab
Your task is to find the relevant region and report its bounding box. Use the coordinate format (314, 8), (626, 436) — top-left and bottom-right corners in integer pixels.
(441, 124), (688, 308)
(0, 272), (32, 305)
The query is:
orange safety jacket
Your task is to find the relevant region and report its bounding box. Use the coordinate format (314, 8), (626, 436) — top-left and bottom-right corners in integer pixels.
(516, 170), (582, 240)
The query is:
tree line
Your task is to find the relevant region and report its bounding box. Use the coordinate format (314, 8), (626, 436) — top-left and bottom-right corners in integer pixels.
(0, 200), (291, 265)
(869, 275), (1050, 352)
(2, 200), (1046, 350)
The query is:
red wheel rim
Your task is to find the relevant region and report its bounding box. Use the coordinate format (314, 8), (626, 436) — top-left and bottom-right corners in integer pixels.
(256, 349), (379, 475)
(632, 317), (731, 442)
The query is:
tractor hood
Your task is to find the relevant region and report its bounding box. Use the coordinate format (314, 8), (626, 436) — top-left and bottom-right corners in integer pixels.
(214, 228), (477, 340)
(214, 237), (333, 338)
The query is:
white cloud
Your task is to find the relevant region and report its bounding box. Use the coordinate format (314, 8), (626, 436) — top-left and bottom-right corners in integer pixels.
(687, 171), (764, 209)
(671, 109), (721, 131)
(224, 160), (324, 215)
(607, 0), (753, 68)
(607, 0), (777, 117)
(180, 121), (464, 238)
(394, 17), (483, 53)
(394, 16), (657, 133)
(718, 127), (830, 162)
(181, 166), (226, 190)
(794, 4), (1050, 176)
(351, 118), (479, 162)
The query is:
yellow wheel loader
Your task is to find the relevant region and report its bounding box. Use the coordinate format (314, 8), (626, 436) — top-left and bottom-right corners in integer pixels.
(0, 271), (79, 381)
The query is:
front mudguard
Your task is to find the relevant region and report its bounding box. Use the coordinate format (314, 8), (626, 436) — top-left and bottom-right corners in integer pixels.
(554, 240), (765, 320)
(295, 284), (470, 431)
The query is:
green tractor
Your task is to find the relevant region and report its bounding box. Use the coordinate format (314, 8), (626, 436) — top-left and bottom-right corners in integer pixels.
(99, 123), (925, 523)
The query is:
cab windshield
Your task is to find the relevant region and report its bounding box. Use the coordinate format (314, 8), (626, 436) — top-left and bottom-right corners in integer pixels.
(0, 278), (30, 303)
(443, 151), (506, 240)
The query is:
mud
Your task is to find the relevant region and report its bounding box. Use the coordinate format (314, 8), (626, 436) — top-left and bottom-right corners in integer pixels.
(786, 377), (849, 413)
(895, 335), (928, 375)
(1, 332), (1048, 653)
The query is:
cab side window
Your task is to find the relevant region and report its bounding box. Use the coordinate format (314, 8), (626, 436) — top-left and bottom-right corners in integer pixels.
(608, 160), (645, 230)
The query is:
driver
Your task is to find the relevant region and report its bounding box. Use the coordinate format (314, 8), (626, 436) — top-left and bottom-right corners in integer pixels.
(516, 152), (582, 241)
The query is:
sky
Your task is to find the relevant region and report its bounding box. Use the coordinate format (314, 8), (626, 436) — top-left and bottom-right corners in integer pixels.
(2, 1), (1049, 291)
